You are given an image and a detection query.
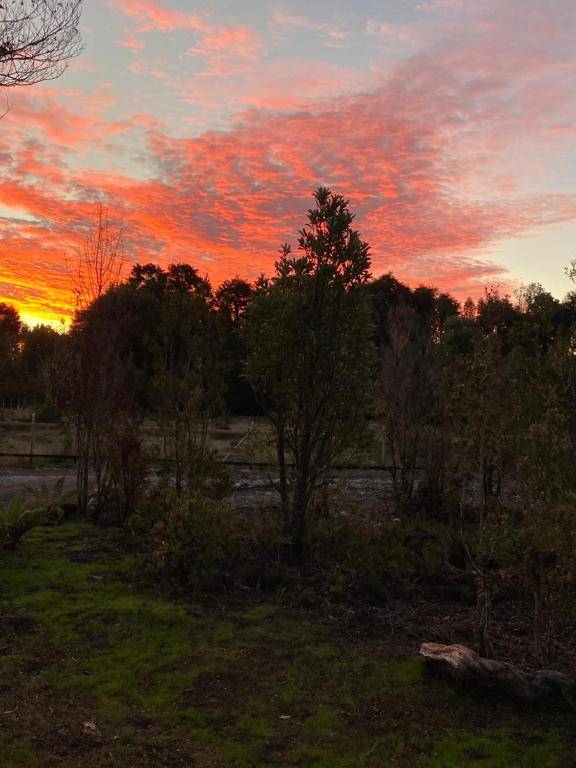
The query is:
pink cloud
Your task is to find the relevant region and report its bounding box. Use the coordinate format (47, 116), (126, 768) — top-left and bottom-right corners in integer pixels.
(187, 26), (266, 76)
(117, 35), (146, 52)
(3, 0), (576, 322)
(269, 10), (349, 44)
(112, 0), (206, 33)
(365, 20), (414, 43)
(416, 0), (472, 14)
(2, 89), (127, 147)
(113, 0), (266, 97)
(173, 58), (368, 117)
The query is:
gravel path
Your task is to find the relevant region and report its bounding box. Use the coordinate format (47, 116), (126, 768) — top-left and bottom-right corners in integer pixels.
(0, 467), (78, 502)
(0, 464), (396, 511)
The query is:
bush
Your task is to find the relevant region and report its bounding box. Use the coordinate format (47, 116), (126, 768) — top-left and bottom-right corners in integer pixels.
(136, 490), (285, 593)
(0, 479), (72, 550)
(106, 418), (148, 523)
(306, 508), (447, 602)
(0, 496), (51, 550)
(131, 484), (449, 603)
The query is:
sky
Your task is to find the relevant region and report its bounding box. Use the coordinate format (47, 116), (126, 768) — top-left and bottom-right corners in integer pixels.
(2, 0), (576, 326)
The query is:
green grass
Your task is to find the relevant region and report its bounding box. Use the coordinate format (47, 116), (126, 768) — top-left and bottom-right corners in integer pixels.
(0, 519), (572, 767)
(428, 730), (564, 767)
(0, 736), (36, 767)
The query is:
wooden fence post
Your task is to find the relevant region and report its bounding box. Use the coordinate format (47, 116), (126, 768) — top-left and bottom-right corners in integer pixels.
(30, 412), (36, 465)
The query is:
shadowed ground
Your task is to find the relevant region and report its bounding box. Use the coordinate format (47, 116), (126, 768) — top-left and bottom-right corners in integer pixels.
(0, 520), (574, 767)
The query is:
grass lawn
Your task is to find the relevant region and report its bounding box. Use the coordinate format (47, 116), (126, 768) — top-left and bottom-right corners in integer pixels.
(0, 520), (573, 767)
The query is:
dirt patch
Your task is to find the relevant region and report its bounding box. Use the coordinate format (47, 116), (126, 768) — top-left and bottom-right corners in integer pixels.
(185, 668), (249, 711)
(0, 612), (38, 639)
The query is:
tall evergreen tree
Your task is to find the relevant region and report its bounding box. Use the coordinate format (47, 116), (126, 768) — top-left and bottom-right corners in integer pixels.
(245, 187), (376, 552)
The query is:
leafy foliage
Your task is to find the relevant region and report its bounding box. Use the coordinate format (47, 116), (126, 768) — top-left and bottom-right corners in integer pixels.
(0, 478), (71, 549)
(245, 187), (376, 551)
(0, 495), (46, 550)
(140, 489), (284, 593)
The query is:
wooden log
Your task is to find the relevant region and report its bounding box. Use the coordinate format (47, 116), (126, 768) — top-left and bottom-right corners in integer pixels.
(419, 642), (575, 703)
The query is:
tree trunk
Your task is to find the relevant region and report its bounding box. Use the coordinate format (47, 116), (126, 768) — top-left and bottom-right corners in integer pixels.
(476, 571), (494, 659)
(290, 430), (312, 554)
(291, 476), (309, 555)
(420, 643), (574, 703)
(76, 418), (90, 514)
(276, 423), (289, 529)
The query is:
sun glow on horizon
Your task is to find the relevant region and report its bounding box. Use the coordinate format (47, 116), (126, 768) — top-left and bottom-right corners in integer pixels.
(19, 310), (67, 331)
(3, 0), (576, 322)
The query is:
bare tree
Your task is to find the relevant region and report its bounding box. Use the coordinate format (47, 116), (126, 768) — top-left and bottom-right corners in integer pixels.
(45, 290), (144, 521)
(566, 257), (576, 286)
(72, 205), (125, 311)
(0, 1), (83, 87)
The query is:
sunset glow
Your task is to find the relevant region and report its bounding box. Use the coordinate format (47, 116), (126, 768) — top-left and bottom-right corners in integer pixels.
(3, 0), (576, 323)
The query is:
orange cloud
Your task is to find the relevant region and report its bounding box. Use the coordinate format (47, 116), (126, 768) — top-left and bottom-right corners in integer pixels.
(3, 0), (576, 323)
(2, 81), (574, 324)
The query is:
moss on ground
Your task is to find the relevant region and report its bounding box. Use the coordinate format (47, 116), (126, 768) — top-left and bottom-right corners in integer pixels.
(0, 520), (573, 766)
(428, 730), (565, 767)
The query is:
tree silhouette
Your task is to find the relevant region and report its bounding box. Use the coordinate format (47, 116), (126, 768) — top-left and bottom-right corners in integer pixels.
(245, 188), (376, 552)
(0, 0), (83, 87)
(72, 205), (125, 311)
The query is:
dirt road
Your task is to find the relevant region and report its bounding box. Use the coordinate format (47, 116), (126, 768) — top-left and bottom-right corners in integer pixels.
(0, 465), (395, 512)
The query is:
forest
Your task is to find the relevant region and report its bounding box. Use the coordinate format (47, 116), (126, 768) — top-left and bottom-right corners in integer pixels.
(2, 189), (576, 765)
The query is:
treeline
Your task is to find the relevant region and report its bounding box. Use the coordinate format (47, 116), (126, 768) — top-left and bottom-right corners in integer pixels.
(3, 188), (576, 662)
(0, 307), (59, 404)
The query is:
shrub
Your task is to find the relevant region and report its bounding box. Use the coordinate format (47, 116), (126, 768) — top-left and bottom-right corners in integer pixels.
(24, 476), (74, 521)
(0, 496), (50, 550)
(306, 507), (446, 602)
(106, 418), (148, 523)
(1, 479), (72, 550)
(138, 490), (285, 593)
(132, 485), (448, 602)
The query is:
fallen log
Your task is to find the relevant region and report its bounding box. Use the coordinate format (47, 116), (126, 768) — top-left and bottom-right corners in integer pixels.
(419, 643), (575, 703)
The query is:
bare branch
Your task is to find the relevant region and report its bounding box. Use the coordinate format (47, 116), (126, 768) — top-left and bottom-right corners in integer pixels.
(0, 1), (84, 87)
(71, 205), (126, 311)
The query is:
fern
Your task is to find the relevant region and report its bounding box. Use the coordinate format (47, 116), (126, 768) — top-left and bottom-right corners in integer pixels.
(0, 478), (71, 550)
